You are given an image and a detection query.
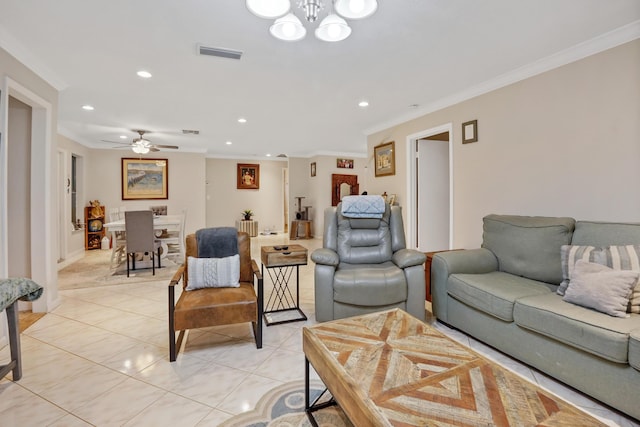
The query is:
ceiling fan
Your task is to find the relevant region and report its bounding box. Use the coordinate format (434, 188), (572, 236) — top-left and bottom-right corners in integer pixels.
(101, 130), (179, 154)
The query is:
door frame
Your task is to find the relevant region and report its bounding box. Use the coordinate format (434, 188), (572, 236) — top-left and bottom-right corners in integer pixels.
(1, 77), (55, 312)
(405, 123), (454, 249)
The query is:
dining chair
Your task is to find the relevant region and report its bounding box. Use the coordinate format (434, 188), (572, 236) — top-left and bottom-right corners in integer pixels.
(156, 209), (187, 263)
(109, 208), (127, 267)
(124, 210), (161, 277)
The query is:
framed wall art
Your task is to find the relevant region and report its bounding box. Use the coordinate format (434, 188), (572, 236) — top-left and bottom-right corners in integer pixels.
(374, 141), (395, 177)
(121, 158), (168, 200)
(237, 163), (260, 189)
(310, 162), (316, 177)
(462, 119), (478, 144)
(337, 158), (354, 169)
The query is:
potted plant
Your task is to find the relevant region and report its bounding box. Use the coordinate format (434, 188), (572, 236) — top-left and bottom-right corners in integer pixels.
(242, 209), (254, 221)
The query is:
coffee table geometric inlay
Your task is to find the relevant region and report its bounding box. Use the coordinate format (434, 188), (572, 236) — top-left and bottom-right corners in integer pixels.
(260, 244), (308, 326)
(303, 309), (607, 427)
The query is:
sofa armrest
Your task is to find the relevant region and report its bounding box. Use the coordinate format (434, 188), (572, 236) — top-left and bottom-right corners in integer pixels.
(393, 249), (427, 269)
(431, 248), (498, 322)
(311, 248), (339, 267)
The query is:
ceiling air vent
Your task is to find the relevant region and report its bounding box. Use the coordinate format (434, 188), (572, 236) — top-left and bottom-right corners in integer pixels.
(198, 45), (243, 60)
(182, 129), (200, 135)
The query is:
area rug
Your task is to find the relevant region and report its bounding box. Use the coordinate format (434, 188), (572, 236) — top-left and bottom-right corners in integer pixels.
(220, 380), (353, 427)
(58, 249), (180, 290)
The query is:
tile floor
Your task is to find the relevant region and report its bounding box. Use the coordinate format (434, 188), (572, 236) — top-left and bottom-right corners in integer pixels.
(1, 234), (638, 426)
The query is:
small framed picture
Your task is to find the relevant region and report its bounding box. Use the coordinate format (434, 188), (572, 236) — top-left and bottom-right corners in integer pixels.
(237, 163), (260, 189)
(462, 120), (478, 144)
(337, 158), (354, 169)
(374, 141), (395, 177)
(310, 162), (316, 177)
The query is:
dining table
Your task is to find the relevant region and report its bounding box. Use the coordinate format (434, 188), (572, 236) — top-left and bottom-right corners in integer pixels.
(104, 214), (183, 261)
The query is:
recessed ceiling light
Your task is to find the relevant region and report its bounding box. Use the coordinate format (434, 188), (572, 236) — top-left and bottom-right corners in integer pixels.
(119, 135), (127, 139)
(358, 100), (369, 107)
(238, 118), (247, 123)
(226, 141), (232, 145)
(137, 70), (152, 78)
(82, 105), (94, 111)
(266, 153), (272, 157)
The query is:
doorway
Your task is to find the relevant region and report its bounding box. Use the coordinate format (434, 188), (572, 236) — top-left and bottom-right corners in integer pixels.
(406, 124), (453, 251)
(1, 78), (55, 313)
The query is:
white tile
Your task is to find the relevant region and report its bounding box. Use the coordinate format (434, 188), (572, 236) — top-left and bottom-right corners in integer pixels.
(37, 363), (128, 412)
(253, 348), (306, 382)
(0, 381), (69, 426)
(216, 374), (283, 415)
(194, 409), (233, 426)
(123, 392), (212, 426)
(72, 377), (166, 426)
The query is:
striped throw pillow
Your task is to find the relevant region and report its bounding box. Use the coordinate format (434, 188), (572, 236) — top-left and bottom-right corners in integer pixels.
(600, 245), (640, 314)
(558, 245), (600, 296)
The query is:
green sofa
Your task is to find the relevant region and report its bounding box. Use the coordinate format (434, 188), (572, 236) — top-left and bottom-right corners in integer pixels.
(431, 214), (640, 420)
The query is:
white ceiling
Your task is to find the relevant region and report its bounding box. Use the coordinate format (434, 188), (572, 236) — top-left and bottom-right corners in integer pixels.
(1, 1), (639, 158)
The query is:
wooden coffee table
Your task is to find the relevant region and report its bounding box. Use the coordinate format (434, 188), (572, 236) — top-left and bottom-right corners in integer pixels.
(303, 309), (606, 427)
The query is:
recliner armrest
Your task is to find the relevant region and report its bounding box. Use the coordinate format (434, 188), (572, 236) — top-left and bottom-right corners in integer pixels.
(392, 249), (426, 269)
(311, 248), (339, 267)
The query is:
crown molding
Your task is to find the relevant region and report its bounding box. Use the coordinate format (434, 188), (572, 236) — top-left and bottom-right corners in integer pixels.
(364, 20), (640, 136)
(0, 25), (68, 91)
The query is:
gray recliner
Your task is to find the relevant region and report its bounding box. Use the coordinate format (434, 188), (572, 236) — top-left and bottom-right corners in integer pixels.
(311, 203), (427, 322)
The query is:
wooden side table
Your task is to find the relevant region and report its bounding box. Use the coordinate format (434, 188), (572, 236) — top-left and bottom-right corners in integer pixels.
(425, 249), (461, 302)
(261, 244), (308, 325)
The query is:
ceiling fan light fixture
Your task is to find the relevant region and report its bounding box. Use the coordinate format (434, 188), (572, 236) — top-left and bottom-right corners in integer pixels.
(315, 14), (351, 42)
(132, 144), (149, 154)
(270, 13), (306, 41)
(246, 0), (290, 19)
(334, 0), (377, 19)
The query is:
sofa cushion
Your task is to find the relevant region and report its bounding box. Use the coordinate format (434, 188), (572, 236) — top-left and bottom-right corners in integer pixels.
(571, 220), (640, 247)
(482, 215), (575, 284)
(562, 260), (638, 318)
(333, 262), (407, 307)
(630, 329), (640, 371)
(448, 272), (552, 322)
(514, 293), (638, 363)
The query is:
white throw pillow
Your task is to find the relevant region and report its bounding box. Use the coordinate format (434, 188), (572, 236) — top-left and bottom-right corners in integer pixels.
(563, 260), (638, 318)
(600, 245), (640, 314)
(186, 255), (240, 290)
(557, 245), (601, 296)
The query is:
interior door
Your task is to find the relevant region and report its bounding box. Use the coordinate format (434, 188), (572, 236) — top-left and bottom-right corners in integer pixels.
(417, 138), (450, 252)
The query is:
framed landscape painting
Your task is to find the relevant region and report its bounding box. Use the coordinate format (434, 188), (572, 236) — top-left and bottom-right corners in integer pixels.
(121, 158), (168, 200)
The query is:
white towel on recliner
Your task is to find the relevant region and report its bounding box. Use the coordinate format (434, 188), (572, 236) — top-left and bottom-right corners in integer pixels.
(341, 195), (385, 218)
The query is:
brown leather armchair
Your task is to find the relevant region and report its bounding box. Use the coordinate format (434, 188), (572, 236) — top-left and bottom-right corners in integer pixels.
(168, 231), (263, 361)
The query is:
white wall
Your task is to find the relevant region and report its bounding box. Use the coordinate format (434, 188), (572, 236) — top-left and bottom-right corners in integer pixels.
(0, 46), (59, 317)
(289, 155), (366, 237)
(367, 39), (640, 249)
(86, 150), (206, 236)
(57, 134), (90, 259)
(7, 97), (31, 277)
(205, 158), (287, 232)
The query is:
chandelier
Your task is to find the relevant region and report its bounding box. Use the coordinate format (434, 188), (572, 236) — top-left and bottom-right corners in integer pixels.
(246, 0), (378, 42)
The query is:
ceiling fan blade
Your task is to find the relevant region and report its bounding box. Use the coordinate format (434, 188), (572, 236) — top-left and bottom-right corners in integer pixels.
(149, 147), (161, 152)
(153, 144), (179, 149)
(100, 139), (132, 146)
